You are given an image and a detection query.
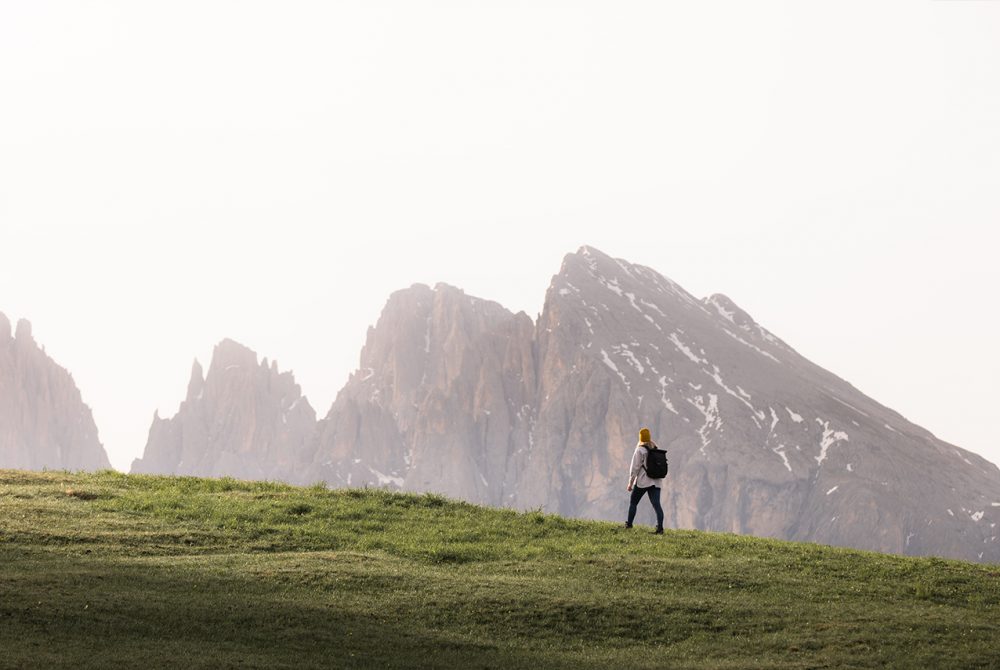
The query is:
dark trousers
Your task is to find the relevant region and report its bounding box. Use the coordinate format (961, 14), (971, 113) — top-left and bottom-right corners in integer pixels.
(627, 485), (664, 529)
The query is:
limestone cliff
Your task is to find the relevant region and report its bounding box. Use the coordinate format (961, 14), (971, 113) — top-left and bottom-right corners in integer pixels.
(131, 339), (315, 481)
(303, 283), (536, 503)
(0, 313), (111, 471)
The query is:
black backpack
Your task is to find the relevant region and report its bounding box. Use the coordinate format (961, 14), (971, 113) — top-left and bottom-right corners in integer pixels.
(643, 444), (668, 479)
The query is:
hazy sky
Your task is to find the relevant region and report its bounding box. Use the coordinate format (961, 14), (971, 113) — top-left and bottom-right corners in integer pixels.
(2, 1), (998, 471)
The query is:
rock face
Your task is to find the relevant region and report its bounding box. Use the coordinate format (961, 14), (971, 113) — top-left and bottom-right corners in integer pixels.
(303, 283), (536, 501)
(0, 313), (111, 471)
(131, 339), (316, 481)
(303, 247), (1000, 563)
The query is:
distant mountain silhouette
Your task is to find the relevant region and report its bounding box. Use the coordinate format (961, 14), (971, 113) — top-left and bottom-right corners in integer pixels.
(0, 313), (111, 471)
(131, 339), (315, 481)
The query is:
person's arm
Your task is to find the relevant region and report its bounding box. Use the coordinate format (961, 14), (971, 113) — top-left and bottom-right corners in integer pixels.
(628, 447), (642, 491)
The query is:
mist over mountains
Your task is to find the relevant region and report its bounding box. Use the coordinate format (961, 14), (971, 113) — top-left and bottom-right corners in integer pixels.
(0, 313), (110, 472)
(130, 340), (316, 481)
(4, 247), (999, 562)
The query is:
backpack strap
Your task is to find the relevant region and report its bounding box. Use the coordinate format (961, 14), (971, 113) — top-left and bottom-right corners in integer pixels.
(639, 442), (655, 473)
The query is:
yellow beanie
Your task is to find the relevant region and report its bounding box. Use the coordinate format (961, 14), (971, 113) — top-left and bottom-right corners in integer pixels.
(639, 427), (651, 443)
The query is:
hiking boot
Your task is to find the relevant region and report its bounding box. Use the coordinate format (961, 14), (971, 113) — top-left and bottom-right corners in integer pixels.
(623, 523), (633, 529)
(654, 528), (664, 535)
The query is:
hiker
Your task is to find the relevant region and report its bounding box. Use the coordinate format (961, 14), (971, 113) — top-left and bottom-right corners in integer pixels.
(625, 427), (667, 534)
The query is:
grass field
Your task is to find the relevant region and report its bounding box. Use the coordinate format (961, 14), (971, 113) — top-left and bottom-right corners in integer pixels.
(1, 469), (998, 669)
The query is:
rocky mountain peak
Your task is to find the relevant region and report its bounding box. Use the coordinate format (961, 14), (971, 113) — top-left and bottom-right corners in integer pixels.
(553, 247), (703, 316)
(209, 338), (258, 371)
(131, 338), (316, 481)
(307, 278), (536, 501)
(348, 281), (525, 400)
(704, 294), (754, 328)
(0, 313), (111, 471)
(187, 359), (205, 400)
(14, 318), (35, 346)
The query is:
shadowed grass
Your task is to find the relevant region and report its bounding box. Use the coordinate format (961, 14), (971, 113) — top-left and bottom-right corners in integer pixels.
(1, 469), (998, 669)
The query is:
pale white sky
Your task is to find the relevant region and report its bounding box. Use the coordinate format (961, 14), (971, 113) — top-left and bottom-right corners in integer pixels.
(1, 1), (998, 471)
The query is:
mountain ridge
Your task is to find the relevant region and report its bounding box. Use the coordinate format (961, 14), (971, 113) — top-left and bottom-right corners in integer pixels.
(129, 246), (1000, 562)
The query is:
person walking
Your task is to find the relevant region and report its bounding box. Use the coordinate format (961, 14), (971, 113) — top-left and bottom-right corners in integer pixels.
(626, 427), (667, 533)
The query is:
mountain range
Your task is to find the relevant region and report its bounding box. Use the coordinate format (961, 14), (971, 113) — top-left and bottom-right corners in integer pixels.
(4, 247), (998, 562)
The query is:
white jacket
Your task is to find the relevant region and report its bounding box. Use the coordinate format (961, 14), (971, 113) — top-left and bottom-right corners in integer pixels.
(629, 442), (666, 489)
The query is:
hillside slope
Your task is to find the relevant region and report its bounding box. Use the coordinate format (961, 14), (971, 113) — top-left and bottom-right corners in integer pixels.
(2, 470), (999, 669)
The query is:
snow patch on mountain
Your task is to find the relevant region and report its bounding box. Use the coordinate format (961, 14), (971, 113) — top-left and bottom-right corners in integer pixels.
(689, 393), (722, 456)
(368, 467), (403, 488)
(640, 298), (667, 318)
(704, 365), (766, 422)
(601, 349), (631, 391)
(658, 376), (679, 414)
(669, 332), (705, 364)
(707, 295), (735, 323)
(615, 344), (645, 375)
(769, 407), (780, 434)
(600, 276), (624, 297)
(815, 419), (849, 467)
(773, 445), (792, 472)
(722, 328), (780, 363)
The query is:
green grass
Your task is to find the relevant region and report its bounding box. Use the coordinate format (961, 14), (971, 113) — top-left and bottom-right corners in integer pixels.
(1, 470), (998, 669)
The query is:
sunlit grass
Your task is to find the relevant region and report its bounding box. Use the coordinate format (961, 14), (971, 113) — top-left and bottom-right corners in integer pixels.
(1, 469), (998, 669)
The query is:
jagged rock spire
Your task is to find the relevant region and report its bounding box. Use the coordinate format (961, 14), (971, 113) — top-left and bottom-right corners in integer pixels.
(0, 312), (111, 471)
(130, 339), (316, 481)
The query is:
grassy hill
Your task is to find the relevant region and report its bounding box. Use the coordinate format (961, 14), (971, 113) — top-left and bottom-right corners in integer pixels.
(1, 470), (998, 669)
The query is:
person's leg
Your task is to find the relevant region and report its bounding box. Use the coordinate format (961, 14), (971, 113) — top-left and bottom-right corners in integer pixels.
(646, 486), (664, 532)
(626, 486), (645, 527)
